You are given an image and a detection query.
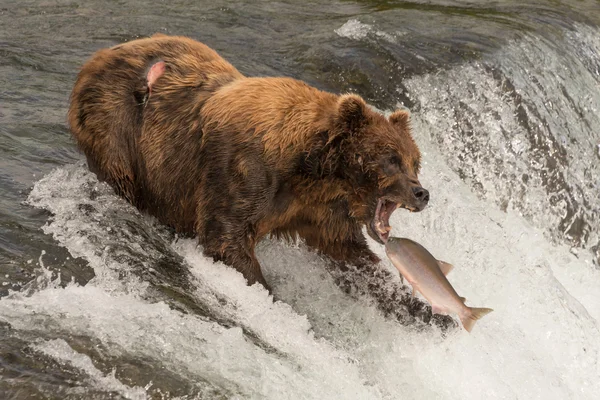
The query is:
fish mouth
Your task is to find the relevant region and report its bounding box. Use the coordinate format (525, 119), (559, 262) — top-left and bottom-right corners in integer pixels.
(368, 198), (418, 244)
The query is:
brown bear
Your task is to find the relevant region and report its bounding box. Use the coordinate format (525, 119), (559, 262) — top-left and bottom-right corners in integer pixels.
(68, 34), (439, 324)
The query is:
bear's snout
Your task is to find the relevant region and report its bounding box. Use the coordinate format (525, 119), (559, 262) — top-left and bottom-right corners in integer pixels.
(411, 186), (430, 210)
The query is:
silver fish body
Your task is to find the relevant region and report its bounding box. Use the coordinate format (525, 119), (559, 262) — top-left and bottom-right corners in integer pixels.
(385, 237), (493, 332)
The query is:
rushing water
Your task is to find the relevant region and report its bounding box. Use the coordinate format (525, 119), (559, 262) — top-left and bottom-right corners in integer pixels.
(1, 1), (600, 399)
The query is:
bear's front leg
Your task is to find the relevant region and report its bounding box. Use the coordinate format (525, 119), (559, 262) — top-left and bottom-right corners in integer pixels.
(200, 222), (270, 292)
(203, 243), (270, 291)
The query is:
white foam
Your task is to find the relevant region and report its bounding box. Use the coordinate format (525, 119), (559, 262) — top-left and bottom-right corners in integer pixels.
(33, 339), (147, 400)
(26, 165), (151, 296)
(567, 23), (600, 81)
(335, 19), (371, 40)
(335, 19), (396, 43)
(1, 283), (379, 400)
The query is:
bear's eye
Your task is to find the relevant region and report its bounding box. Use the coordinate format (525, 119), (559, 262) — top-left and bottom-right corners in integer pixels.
(382, 154), (401, 175)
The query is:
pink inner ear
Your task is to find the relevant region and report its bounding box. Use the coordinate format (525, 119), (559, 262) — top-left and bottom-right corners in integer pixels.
(146, 61), (166, 90)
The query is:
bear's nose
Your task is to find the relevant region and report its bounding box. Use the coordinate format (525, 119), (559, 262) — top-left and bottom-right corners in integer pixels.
(412, 186), (430, 204)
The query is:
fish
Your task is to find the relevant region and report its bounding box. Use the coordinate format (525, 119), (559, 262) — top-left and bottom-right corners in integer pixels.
(385, 237), (493, 332)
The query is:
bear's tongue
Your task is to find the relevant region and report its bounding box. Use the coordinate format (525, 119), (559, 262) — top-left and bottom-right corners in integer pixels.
(374, 199), (397, 242)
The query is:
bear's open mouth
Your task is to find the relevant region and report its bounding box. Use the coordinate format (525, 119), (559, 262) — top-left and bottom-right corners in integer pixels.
(371, 198), (419, 243)
(371, 198), (398, 243)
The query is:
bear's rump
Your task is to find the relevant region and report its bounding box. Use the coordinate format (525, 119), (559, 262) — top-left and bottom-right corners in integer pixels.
(67, 36), (244, 232)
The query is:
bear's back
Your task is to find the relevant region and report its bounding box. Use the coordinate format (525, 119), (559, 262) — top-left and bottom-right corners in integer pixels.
(68, 33), (243, 152)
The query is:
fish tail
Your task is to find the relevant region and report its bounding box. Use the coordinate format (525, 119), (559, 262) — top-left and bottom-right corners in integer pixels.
(460, 307), (493, 333)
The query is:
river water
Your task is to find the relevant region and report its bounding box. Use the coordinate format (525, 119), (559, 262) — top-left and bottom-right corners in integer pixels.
(1, 1), (600, 399)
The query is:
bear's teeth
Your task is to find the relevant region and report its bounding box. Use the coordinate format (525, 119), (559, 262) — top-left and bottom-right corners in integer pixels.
(375, 220), (387, 235)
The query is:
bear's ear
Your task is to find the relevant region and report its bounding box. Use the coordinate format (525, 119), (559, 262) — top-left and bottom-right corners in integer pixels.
(389, 109), (410, 130)
(336, 94), (368, 133)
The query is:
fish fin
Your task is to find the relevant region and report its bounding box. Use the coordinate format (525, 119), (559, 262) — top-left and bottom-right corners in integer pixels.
(460, 297), (467, 303)
(460, 307), (494, 333)
(437, 260), (454, 275)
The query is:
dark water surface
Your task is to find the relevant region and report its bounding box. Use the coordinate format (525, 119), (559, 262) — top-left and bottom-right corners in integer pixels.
(1, 1), (600, 399)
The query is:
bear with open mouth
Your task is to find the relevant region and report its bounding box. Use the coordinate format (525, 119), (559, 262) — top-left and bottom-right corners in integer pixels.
(68, 34), (441, 326)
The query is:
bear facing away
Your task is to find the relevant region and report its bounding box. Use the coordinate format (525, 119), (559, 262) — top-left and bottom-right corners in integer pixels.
(68, 34), (439, 324)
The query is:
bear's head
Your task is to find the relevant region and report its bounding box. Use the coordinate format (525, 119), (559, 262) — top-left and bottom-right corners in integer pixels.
(330, 94), (429, 244)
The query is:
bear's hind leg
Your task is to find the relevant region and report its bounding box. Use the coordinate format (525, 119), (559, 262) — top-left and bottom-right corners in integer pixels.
(85, 153), (137, 206)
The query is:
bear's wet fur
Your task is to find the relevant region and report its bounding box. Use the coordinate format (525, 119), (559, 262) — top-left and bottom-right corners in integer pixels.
(69, 34), (453, 329)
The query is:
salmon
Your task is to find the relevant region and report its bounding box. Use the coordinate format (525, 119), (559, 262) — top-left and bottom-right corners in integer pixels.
(385, 237), (493, 332)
